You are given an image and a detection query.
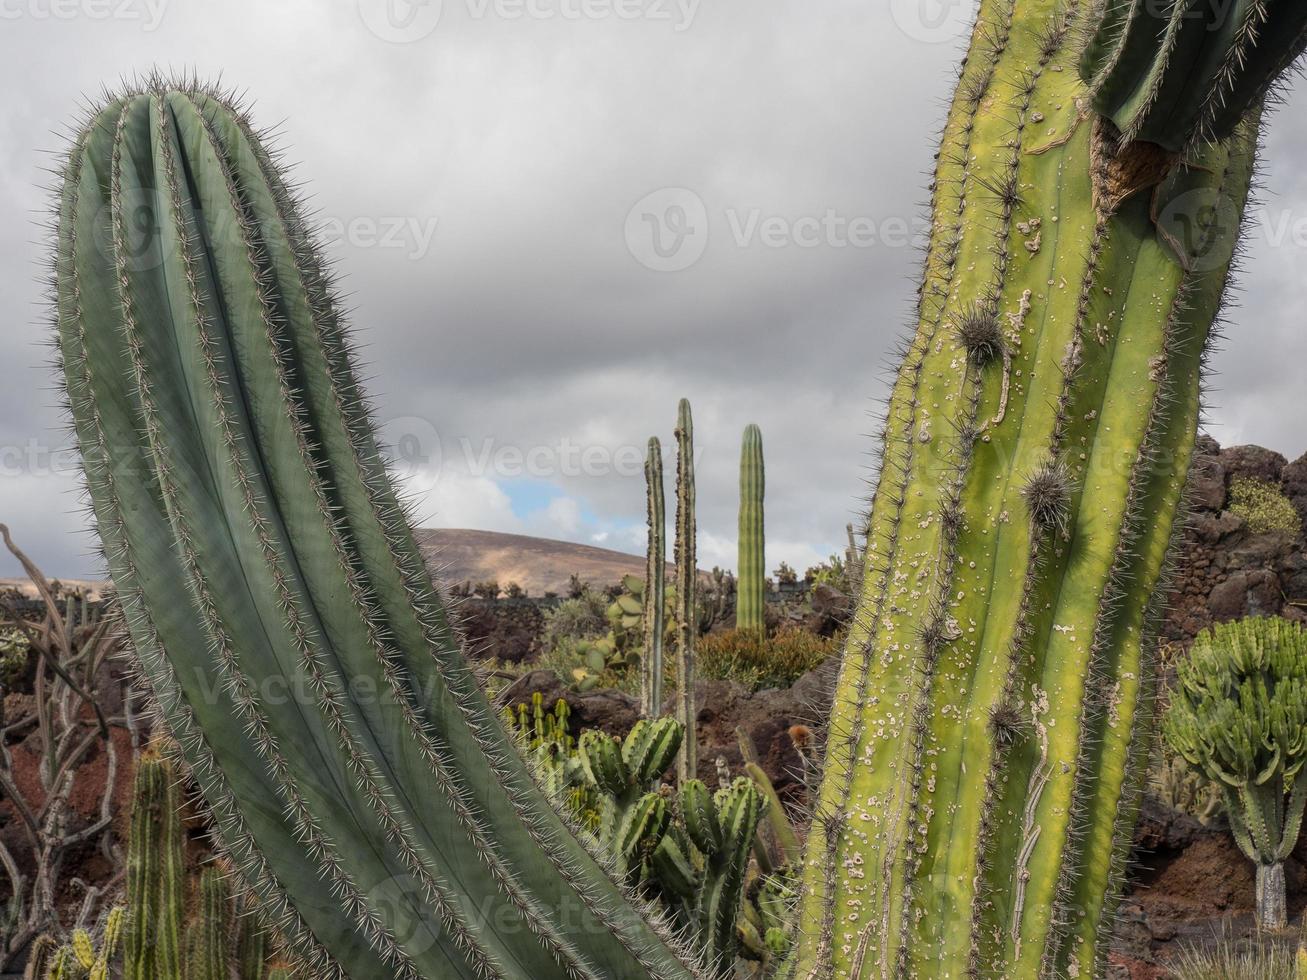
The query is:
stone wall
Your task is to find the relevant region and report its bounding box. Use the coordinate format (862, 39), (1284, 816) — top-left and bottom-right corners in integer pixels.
(1163, 438), (1307, 644)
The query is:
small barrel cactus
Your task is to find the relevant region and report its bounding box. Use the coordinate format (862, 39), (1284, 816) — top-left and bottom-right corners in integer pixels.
(1164, 616), (1307, 930)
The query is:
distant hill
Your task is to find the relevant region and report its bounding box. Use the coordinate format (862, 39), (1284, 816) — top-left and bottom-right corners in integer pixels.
(418, 528), (661, 596)
(1, 529), (665, 603)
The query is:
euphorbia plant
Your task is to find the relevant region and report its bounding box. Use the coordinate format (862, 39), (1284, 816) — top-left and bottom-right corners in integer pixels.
(1164, 617), (1307, 932)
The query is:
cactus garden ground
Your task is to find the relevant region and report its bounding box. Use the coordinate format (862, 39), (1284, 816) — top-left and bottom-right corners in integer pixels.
(3, 436), (1305, 977)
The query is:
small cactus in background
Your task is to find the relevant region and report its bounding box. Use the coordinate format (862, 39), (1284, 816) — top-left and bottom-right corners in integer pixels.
(651, 777), (765, 975)
(674, 399), (698, 784)
(23, 935), (57, 980)
(124, 754), (184, 980)
(39, 907), (123, 980)
(643, 437), (667, 717)
(1164, 617), (1307, 931)
(736, 425), (765, 632)
(577, 718), (683, 880)
(185, 867), (231, 980)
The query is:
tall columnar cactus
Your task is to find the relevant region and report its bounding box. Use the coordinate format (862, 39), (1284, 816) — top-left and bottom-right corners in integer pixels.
(55, 79), (699, 980)
(186, 867), (231, 980)
(736, 424), (765, 632)
(643, 436), (667, 717)
(124, 755), (184, 980)
(1163, 617), (1307, 931)
(674, 399), (698, 784)
(793, 1), (1305, 976)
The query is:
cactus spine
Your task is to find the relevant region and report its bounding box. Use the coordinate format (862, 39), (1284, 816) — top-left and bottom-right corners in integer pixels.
(55, 79), (699, 980)
(642, 437), (666, 717)
(674, 399), (698, 784)
(1163, 617), (1307, 931)
(736, 425), (765, 632)
(792, 1), (1298, 976)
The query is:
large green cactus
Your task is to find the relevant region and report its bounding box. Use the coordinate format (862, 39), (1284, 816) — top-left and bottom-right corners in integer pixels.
(736, 425), (766, 632)
(1164, 617), (1307, 931)
(55, 80), (699, 980)
(792, 1), (1304, 977)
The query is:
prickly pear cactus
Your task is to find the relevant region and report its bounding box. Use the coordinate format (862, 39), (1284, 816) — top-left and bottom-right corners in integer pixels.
(792, 0), (1302, 976)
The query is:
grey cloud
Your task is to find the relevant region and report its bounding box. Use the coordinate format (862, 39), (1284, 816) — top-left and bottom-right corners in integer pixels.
(1, 1), (1304, 581)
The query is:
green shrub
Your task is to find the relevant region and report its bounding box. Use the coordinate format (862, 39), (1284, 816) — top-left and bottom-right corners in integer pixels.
(542, 588), (610, 650)
(698, 627), (839, 691)
(1228, 477), (1302, 536)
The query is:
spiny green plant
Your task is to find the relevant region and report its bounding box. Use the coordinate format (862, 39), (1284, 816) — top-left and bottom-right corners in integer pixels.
(38, 907), (123, 980)
(185, 867), (231, 980)
(737, 424), (766, 632)
(1164, 617), (1307, 931)
(124, 752), (279, 980)
(793, 1), (1307, 976)
(643, 436), (668, 717)
(578, 718), (683, 880)
(24, 935), (57, 980)
(674, 398), (698, 785)
(651, 777), (766, 976)
(56, 77), (699, 979)
(124, 754), (184, 980)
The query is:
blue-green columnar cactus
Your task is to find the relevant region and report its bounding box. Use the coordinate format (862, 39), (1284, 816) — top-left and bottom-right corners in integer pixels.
(54, 78), (701, 980)
(1164, 617), (1307, 931)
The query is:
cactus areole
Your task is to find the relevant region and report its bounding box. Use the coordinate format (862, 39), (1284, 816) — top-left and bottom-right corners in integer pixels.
(792, 0), (1303, 977)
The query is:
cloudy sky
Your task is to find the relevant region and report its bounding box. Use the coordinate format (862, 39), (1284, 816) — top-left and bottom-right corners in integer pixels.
(2, 0), (1305, 580)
